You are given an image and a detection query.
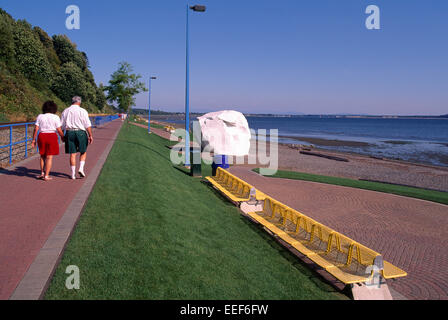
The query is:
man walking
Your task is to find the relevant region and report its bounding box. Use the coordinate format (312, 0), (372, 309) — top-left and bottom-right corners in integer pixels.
(61, 96), (93, 180)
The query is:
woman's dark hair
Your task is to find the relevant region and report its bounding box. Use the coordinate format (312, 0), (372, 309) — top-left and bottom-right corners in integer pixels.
(42, 101), (58, 114)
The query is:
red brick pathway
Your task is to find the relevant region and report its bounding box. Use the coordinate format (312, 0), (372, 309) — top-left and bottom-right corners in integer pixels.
(0, 120), (122, 299)
(229, 166), (448, 300)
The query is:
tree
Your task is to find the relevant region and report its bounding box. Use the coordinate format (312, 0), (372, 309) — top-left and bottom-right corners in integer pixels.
(104, 62), (147, 112)
(33, 26), (61, 74)
(0, 9), (17, 68)
(0, 7), (106, 119)
(96, 83), (107, 111)
(13, 19), (53, 89)
(51, 62), (88, 104)
(52, 34), (86, 70)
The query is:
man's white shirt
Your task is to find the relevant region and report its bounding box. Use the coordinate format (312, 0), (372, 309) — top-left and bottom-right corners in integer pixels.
(61, 104), (92, 131)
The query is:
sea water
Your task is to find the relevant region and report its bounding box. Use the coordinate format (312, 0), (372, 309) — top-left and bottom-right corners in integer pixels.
(155, 115), (448, 167)
(246, 117), (448, 167)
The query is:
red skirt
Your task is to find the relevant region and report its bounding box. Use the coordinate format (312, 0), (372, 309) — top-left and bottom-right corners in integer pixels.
(38, 132), (59, 156)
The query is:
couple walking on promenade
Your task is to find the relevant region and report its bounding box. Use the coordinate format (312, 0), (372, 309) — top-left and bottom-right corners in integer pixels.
(31, 96), (93, 181)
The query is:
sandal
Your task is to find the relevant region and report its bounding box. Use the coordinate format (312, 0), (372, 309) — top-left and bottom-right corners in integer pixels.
(37, 173), (45, 179)
(43, 176), (53, 181)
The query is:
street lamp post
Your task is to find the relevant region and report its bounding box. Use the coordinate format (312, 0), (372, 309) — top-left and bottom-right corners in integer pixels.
(185, 4), (206, 167)
(148, 76), (157, 134)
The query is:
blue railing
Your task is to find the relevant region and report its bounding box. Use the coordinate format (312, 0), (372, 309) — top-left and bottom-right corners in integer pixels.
(93, 115), (119, 127)
(0, 115), (119, 166)
(0, 122), (35, 165)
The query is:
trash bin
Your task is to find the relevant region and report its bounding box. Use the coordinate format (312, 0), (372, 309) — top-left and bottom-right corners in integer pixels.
(190, 148), (202, 177)
(212, 154), (229, 176)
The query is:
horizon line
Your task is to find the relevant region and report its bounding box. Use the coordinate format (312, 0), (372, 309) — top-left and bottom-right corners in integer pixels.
(131, 108), (447, 118)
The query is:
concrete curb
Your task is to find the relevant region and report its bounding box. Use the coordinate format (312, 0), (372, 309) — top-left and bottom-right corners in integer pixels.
(9, 121), (123, 300)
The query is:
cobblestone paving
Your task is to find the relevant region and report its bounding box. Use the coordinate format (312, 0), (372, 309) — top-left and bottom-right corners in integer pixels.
(0, 120), (122, 299)
(229, 166), (448, 300)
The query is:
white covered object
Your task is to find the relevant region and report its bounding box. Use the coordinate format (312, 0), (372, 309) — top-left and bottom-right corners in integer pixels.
(196, 110), (251, 156)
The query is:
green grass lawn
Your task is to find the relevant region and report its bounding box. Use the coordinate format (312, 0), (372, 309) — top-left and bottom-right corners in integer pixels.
(253, 168), (448, 205)
(44, 123), (345, 300)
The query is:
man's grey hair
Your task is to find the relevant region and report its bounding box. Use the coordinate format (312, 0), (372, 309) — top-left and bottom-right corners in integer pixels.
(72, 96), (82, 104)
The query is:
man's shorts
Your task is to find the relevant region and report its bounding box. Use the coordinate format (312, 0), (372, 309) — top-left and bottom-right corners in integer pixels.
(65, 130), (88, 154)
(38, 133), (59, 156)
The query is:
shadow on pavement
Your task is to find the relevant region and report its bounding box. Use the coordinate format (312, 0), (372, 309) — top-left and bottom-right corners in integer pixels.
(0, 166), (71, 179)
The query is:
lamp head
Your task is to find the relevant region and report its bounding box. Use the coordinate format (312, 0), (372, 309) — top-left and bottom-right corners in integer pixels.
(190, 5), (206, 12)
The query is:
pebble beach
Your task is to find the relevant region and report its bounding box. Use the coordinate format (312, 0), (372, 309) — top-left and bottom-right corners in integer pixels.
(151, 118), (448, 192)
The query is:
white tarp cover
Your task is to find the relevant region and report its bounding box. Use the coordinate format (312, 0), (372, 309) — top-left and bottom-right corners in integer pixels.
(196, 110), (251, 156)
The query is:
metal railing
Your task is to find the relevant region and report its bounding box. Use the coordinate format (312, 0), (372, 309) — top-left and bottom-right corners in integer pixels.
(0, 122), (35, 165)
(0, 115), (119, 166)
(93, 115), (119, 127)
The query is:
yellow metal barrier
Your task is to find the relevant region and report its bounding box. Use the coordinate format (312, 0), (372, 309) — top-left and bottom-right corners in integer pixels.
(206, 169), (407, 285)
(247, 195), (407, 285)
(164, 125), (175, 132)
(205, 168), (266, 203)
(88, 113), (114, 117)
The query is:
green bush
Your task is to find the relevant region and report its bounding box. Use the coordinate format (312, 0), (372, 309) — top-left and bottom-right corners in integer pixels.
(95, 84), (107, 111)
(0, 61), (66, 121)
(51, 62), (89, 104)
(13, 20), (53, 89)
(52, 34), (87, 70)
(0, 8), (111, 120)
(34, 26), (61, 74)
(0, 10), (17, 69)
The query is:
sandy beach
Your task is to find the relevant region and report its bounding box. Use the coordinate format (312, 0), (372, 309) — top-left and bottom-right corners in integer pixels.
(150, 119), (448, 192)
(275, 143), (448, 192)
(279, 135), (372, 147)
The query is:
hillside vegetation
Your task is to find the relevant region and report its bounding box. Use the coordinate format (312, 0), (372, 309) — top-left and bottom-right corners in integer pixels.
(0, 8), (110, 122)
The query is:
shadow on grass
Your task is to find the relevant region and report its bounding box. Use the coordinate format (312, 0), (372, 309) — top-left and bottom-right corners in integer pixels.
(238, 216), (349, 298)
(114, 138), (171, 161)
(200, 180), (239, 208)
(173, 165), (190, 176)
(194, 174), (345, 295)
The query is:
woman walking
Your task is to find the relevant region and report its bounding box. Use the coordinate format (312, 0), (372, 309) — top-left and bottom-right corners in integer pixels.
(31, 101), (64, 181)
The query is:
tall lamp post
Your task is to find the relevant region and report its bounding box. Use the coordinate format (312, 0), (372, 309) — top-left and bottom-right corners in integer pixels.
(148, 76), (157, 134)
(185, 4), (206, 166)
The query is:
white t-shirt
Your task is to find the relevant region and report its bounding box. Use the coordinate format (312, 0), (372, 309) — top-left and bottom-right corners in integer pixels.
(61, 105), (92, 131)
(35, 113), (62, 133)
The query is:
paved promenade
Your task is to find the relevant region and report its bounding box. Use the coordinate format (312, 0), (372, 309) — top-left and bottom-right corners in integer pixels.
(229, 166), (448, 300)
(0, 120), (122, 299)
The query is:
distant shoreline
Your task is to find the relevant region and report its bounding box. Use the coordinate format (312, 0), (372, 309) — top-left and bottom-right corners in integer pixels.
(137, 111), (448, 120)
(245, 115), (448, 120)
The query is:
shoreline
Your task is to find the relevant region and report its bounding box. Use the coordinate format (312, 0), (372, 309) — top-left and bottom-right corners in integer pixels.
(279, 142), (448, 173)
(150, 118), (448, 170)
(275, 143), (448, 192)
(148, 118), (448, 191)
(150, 116), (448, 168)
(278, 135), (372, 147)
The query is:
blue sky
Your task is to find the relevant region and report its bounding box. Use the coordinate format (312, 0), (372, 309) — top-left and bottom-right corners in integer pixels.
(1, 0), (447, 115)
